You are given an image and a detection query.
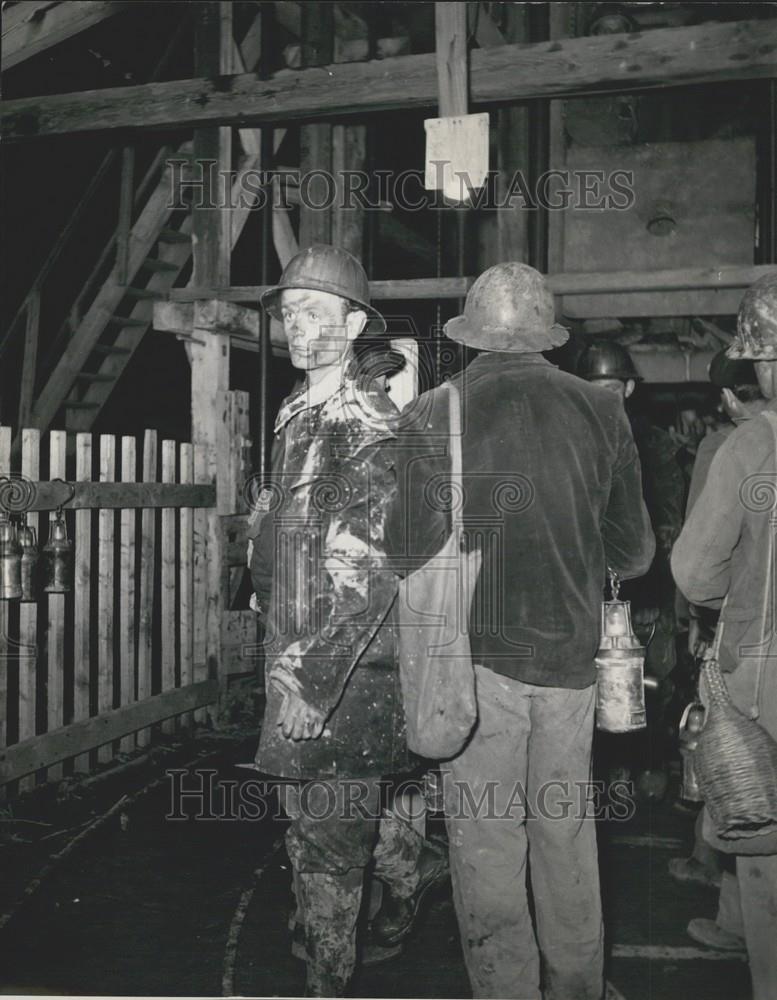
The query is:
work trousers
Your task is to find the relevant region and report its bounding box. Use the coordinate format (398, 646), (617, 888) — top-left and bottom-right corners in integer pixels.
(281, 779), (424, 997)
(441, 665), (604, 1000)
(716, 862), (777, 1000)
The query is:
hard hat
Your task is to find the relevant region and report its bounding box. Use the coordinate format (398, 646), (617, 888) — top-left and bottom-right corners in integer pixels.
(261, 244), (385, 333)
(576, 339), (642, 382)
(444, 262), (569, 353)
(708, 348), (758, 389)
(726, 273), (777, 361)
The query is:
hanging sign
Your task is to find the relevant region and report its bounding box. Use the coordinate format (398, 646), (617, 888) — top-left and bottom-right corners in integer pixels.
(424, 113), (490, 204)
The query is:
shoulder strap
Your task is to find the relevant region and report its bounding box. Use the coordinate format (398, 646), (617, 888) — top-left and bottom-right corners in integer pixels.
(750, 410), (777, 718)
(447, 382), (463, 533)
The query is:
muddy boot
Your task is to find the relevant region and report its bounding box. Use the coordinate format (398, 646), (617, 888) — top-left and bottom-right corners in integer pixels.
(687, 917), (746, 952)
(668, 856), (722, 889)
(369, 843), (449, 947)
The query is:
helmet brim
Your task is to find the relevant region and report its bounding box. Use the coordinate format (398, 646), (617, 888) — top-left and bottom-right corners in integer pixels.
(444, 315), (569, 353)
(584, 372), (644, 383)
(725, 341), (777, 361)
(261, 284), (386, 334)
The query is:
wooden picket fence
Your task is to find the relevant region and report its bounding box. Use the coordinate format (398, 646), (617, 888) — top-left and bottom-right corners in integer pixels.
(0, 415), (255, 793)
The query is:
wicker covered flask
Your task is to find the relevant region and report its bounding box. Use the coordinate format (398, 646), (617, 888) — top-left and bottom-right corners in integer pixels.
(695, 408), (777, 839)
(695, 650), (777, 840)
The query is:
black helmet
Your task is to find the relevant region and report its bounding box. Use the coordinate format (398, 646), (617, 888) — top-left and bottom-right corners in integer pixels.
(708, 349), (758, 390)
(576, 340), (642, 382)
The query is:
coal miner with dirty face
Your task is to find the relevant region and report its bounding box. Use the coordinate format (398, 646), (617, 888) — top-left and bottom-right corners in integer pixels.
(246, 245), (441, 996)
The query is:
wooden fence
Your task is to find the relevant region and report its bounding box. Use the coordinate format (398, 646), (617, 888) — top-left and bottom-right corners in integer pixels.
(0, 408), (255, 792)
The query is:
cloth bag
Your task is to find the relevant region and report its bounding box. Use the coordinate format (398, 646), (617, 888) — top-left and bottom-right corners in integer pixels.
(397, 381), (481, 759)
(696, 410), (777, 849)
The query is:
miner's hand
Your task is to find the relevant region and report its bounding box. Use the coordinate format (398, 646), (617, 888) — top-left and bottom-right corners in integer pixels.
(688, 617), (709, 660)
(278, 690), (326, 741)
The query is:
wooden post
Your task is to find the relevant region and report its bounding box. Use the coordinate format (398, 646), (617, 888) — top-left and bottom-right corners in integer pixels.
(179, 443), (194, 728)
(299, 3), (334, 247)
(192, 2), (232, 288)
(435, 3), (468, 118)
(190, 305), (230, 724)
(96, 434), (115, 764)
(434, 2), (469, 374)
(495, 5), (530, 264)
(137, 429), (157, 745)
(73, 432), (91, 771)
(161, 439), (176, 734)
(18, 429), (40, 790)
(219, 392), (256, 686)
(46, 430), (67, 780)
(118, 436), (136, 753)
(189, 4), (235, 727)
(192, 443), (209, 724)
(547, 5), (573, 284)
(331, 16), (367, 259)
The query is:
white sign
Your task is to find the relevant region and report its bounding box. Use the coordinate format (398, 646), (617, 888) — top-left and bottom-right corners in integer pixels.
(424, 113), (490, 204)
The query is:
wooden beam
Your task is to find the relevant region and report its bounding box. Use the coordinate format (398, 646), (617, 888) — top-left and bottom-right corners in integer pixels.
(0, 681), (219, 784)
(1, 1), (131, 71)
(154, 298), (289, 356)
(154, 299), (259, 337)
(5, 19), (777, 141)
(166, 264), (777, 303)
(0, 481), (216, 512)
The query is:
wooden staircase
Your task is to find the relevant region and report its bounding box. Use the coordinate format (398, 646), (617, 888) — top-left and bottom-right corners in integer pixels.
(30, 150), (189, 435)
(2, 13), (273, 440)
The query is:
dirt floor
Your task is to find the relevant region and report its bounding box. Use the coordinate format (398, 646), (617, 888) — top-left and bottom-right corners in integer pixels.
(0, 734), (754, 999)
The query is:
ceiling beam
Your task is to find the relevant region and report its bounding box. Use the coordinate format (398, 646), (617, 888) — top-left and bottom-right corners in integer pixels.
(164, 264), (777, 303)
(3, 18), (776, 141)
(2, 1), (131, 71)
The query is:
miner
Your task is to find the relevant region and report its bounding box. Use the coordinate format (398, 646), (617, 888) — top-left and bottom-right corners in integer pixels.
(245, 245), (447, 995)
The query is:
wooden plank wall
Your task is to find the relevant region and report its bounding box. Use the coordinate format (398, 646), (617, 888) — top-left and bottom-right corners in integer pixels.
(0, 426), (223, 788)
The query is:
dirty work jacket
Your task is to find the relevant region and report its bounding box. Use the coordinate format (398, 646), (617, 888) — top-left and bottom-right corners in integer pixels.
(672, 406), (777, 854)
(249, 374), (411, 781)
(389, 352), (655, 689)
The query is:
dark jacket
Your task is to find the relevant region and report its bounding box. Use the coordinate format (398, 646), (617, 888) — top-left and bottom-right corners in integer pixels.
(389, 352), (655, 688)
(249, 375), (411, 781)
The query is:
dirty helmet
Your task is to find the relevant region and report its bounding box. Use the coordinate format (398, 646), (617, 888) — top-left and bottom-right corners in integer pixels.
(444, 262), (568, 353)
(726, 273), (777, 361)
(261, 244), (386, 333)
(576, 339), (642, 382)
